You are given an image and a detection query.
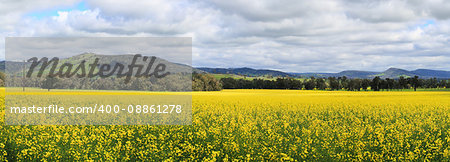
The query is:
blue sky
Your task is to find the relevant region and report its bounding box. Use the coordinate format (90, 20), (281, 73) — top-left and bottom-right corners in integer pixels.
(1, 0), (450, 72)
(26, 1), (88, 19)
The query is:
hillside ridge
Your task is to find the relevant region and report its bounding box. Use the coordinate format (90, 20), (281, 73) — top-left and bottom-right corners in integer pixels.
(197, 67), (450, 79)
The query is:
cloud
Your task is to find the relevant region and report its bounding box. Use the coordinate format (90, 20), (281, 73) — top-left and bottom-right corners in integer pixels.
(0, 0), (79, 31)
(1, 0), (450, 72)
(207, 0), (343, 21)
(345, 1), (418, 23)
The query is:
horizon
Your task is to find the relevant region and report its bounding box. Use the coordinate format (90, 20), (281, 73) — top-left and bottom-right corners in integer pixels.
(2, 53), (449, 73)
(195, 66), (450, 74)
(1, 55), (450, 74)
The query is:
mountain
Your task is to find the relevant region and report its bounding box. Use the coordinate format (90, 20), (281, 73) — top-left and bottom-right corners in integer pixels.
(1, 61), (26, 73)
(288, 72), (334, 78)
(1, 53), (197, 75)
(308, 68), (450, 79)
(291, 70), (380, 78)
(335, 70), (379, 78)
(411, 69), (450, 78)
(199, 67), (450, 79)
(376, 68), (416, 78)
(197, 67), (293, 77)
(0, 61), (4, 72)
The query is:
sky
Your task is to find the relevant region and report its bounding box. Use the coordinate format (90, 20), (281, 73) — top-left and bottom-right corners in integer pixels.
(1, 0), (450, 73)
(6, 37), (192, 65)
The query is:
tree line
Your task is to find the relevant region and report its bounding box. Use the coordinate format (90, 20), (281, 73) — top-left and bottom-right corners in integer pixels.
(1, 72), (223, 91)
(3, 72), (192, 91)
(2, 71), (449, 91)
(1, 71), (222, 91)
(220, 76), (450, 91)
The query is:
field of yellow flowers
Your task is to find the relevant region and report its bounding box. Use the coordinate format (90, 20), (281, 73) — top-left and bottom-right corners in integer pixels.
(1, 89), (450, 161)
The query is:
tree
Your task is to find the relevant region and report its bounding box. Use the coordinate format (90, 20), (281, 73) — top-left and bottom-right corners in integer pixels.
(315, 78), (327, 90)
(192, 73), (222, 91)
(370, 76), (381, 91)
(41, 76), (59, 91)
(361, 79), (370, 91)
(438, 79), (446, 88)
(385, 78), (395, 91)
(398, 76), (408, 89)
(424, 78), (438, 88)
(379, 79), (388, 91)
(220, 77), (237, 89)
(0, 71), (5, 82)
(328, 77), (339, 90)
(276, 78), (287, 89)
(409, 76), (420, 91)
(339, 76), (349, 90)
(303, 77), (316, 90)
(0, 71), (4, 87)
(348, 79), (362, 91)
(287, 78), (301, 89)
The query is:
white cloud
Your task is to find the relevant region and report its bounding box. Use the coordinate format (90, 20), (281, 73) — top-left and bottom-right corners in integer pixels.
(1, 0), (450, 72)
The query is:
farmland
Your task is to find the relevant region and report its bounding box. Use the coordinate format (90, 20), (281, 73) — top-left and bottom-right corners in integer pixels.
(1, 89), (450, 161)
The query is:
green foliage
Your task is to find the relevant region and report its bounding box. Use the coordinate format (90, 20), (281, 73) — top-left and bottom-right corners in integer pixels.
(220, 76), (450, 91)
(41, 77), (59, 91)
(0, 71), (5, 81)
(193, 73), (222, 91)
(0, 72), (4, 87)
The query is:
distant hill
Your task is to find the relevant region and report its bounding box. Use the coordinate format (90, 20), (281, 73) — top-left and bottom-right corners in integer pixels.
(336, 70), (379, 78)
(294, 68), (450, 79)
(197, 67), (293, 77)
(288, 72), (334, 78)
(377, 68), (415, 78)
(0, 53), (197, 75)
(411, 69), (450, 78)
(0, 61), (4, 72)
(198, 67), (450, 79)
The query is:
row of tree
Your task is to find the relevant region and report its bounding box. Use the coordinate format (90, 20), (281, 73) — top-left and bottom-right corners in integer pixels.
(4, 73), (192, 91)
(2, 71), (449, 91)
(2, 72), (223, 91)
(220, 76), (450, 91)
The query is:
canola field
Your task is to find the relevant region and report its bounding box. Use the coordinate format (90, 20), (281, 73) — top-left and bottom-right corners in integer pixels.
(1, 89), (450, 161)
